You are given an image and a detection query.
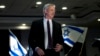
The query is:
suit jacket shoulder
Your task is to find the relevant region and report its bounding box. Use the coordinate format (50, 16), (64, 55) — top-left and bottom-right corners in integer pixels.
(52, 20), (61, 27)
(31, 19), (43, 25)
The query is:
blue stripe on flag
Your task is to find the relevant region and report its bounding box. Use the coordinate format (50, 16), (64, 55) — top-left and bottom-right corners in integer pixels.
(9, 31), (16, 39)
(10, 49), (18, 56)
(64, 38), (75, 45)
(17, 42), (25, 55)
(67, 26), (84, 33)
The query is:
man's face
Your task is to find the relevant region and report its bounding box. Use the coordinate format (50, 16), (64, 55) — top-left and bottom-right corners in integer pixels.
(44, 6), (55, 19)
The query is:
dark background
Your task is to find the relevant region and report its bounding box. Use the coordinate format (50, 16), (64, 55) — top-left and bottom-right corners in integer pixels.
(0, 27), (100, 56)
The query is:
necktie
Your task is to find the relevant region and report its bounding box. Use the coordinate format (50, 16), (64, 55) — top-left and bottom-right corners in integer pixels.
(47, 20), (53, 49)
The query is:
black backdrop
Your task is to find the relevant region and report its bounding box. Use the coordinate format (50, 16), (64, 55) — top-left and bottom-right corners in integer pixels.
(0, 30), (9, 56)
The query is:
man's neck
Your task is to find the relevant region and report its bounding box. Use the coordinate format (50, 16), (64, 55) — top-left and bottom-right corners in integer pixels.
(44, 17), (52, 20)
(45, 16), (53, 20)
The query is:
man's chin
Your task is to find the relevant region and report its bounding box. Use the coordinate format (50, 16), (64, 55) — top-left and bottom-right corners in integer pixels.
(50, 16), (54, 19)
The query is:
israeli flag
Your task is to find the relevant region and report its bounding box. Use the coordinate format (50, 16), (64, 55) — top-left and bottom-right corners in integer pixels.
(62, 25), (84, 47)
(9, 30), (27, 56)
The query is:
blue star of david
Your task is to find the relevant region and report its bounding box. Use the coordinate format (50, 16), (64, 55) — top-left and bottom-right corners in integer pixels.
(64, 29), (70, 36)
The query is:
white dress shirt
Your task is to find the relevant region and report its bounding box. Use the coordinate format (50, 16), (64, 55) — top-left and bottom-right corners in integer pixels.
(43, 18), (53, 49)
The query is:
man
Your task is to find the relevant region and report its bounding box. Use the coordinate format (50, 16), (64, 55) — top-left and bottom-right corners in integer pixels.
(28, 3), (64, 56)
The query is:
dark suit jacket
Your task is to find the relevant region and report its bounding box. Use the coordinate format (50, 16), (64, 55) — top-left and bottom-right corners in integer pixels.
(28, 19), (64, 55)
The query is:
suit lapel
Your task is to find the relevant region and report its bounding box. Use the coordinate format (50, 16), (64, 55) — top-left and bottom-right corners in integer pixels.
(41, 19), (44, 37)
(52, 20), (55, 38)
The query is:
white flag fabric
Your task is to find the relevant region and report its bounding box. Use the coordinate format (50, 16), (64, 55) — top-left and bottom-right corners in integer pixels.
(9, 30), (27, 56)
(77, 27), (88, 43)
(62, 25), (86, 47)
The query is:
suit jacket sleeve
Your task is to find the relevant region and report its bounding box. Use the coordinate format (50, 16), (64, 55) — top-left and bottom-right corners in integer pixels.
(28, 21), (38, 50)
(53, 21), (64, 47)
(58, 23), (64, 46)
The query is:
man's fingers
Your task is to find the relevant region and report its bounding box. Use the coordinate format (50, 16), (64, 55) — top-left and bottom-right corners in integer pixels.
(37, 48), (45, 56)
(39, 50), (45, 56)
(54, 44), (63, 52)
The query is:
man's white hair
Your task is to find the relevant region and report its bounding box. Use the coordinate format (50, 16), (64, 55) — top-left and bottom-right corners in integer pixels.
(43, 3), (56, 11)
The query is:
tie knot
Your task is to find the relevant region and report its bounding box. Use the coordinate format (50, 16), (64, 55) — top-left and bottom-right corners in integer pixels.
(47, 20), (50, 26)
(47, 20), (49, 23)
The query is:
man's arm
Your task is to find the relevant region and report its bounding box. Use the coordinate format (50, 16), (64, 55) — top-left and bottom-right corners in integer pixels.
(28, 22), (37, 50)
(28, 21), (45, 56)
(54, 23), (64, 52)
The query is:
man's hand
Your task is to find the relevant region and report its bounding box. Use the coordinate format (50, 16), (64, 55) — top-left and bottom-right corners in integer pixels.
(54, 43), (63, 52)
(36, 47), (45, 56)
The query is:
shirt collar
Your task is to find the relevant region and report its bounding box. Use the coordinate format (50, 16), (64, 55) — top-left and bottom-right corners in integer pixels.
(43, 17), (52, 22)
